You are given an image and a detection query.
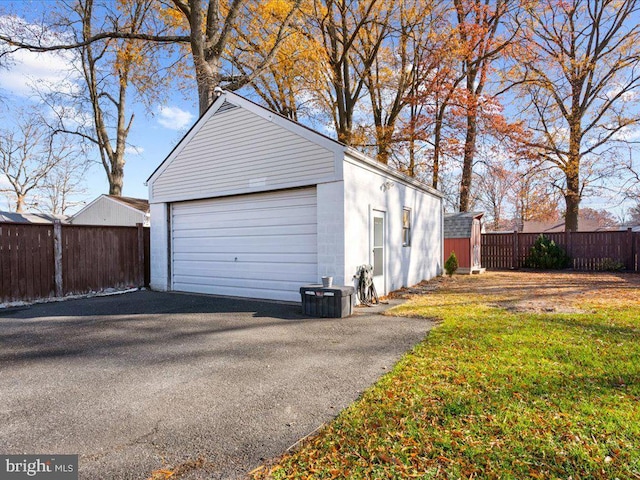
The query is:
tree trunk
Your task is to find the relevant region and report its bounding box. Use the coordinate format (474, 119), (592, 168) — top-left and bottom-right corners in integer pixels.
(376, 126), (393, 165)
(15, 194), (25, 213)
(564, 156), (580, 232)
(109, 161), (124, 196)
(432, 111), (444, 189)
(336, 113), (352, 145)
(561, 80), (584, 231)
(564, 188), (580, 231)
(408, 133), (415, 176)
(459, 107), (478, 212)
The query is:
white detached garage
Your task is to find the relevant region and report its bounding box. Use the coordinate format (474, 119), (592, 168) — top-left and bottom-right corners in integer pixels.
(148, 91), (443, 302)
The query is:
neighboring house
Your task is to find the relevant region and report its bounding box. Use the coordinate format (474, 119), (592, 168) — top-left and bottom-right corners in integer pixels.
(613, 223), (640, 233)
(444, 212), (484, 274)
(521, 218), (604, 233)
(70, 195), (150, 227)
(0, 211), (69, 224)
(147, 91), (444, 302)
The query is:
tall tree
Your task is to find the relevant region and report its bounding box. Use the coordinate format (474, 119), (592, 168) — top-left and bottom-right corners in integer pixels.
(231, 0), (321, 121)
(510, 168), (561, 226)
(36, 157), (89, 215)
(474, 162), (514, 230)
(73, 0), (165, 195)
(0, 1), (302, 117)
(513, 0), (640, 231)
(407, 0), (517, 191)
(362, 0), (437, 165)
(453, 0), (518, 211)
(3, 0), (174, 196)
(310, 0), (391, 145)
(160, 0), (303, 115)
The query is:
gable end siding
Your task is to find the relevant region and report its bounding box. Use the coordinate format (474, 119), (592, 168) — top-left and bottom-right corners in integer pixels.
(151, 107), (337, 203)
(71, 197), (145, 226)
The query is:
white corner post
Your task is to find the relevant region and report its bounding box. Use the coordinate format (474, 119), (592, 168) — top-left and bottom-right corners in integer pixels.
(149, 202), (170, 291)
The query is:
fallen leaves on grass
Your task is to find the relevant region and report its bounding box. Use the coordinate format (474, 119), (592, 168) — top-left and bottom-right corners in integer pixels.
(251, 272), (640, 479)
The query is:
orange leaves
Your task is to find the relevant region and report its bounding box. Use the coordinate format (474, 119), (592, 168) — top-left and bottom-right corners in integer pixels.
(147, 457), (209, 480)
(259, 0), (297, 20)
(114, 41), (143, 74)
(158, 4), (188, 31)
(147, 468), (175, 479)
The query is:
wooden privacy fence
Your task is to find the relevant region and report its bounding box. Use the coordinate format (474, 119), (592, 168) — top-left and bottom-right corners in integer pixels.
(482, 230), (640, 272)
(0, 222), (150, 304)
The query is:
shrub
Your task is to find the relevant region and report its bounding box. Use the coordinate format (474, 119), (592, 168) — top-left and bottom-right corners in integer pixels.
(524, 234), (571, 269)
(445, 251), (459, 276)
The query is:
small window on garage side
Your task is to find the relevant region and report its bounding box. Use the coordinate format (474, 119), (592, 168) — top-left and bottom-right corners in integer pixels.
(402, 208), (411, 247)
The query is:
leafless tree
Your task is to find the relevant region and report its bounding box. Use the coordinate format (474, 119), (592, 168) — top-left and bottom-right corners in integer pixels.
(0, 109), (85, 213)
(474, 162), (514, 230)
(3, 0), (175, 196)
(35, 157), (89, 215)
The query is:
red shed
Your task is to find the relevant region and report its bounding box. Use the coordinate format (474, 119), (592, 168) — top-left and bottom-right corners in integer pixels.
(444, 212), (485, 274)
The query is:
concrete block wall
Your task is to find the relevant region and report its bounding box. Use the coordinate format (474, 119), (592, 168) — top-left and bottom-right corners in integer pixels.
(316, 181), (346, 286)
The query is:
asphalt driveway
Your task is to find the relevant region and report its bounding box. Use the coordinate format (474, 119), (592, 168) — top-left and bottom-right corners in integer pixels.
(0, 291), (432, 479)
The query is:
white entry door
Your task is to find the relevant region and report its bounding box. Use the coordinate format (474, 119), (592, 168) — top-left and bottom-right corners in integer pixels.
(371, 210), (386, 295)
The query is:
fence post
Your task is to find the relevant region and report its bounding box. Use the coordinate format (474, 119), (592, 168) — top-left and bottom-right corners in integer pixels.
(137, 223), (144, 287)
(565, 229), (572, 268)
(636, 232), (639, 273)
(512, 230), (519, 269)
(53, 220), (63, 297)
(628, 228), (635, 271)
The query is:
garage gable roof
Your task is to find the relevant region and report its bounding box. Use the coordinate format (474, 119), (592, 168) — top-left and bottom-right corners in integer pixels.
(147, 91), (345, 185)
(147, 90), (443, 200)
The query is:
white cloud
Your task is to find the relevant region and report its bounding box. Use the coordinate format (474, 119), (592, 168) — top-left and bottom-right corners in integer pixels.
(156, 105), (194, 130)
(604, 84), (639, 103)
(0, 174), (11, 189)
(611, 125), (640, 142)
(0, 15), (81, 98)
(0, 49), (79, 97)
(125, 145), (144, 155)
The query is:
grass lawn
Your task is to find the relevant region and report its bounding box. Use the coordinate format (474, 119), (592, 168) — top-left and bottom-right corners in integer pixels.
(252, 272), (640, 479)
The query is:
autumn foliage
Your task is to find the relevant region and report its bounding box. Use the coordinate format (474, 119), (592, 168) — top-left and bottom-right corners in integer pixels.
(1, 0), (640, 224)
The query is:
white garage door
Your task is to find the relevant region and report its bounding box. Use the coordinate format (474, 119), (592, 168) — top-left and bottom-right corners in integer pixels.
(171, 188), (317, 302)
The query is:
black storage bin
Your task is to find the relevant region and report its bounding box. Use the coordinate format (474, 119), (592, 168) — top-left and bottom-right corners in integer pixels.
(300, 285), (355, 318)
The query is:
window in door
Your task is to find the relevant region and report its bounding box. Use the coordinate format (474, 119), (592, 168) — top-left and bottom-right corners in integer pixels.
(373, 215), (384, 276)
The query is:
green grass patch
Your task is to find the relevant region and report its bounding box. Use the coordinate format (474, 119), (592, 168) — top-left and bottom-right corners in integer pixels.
(255, 284), (640, 479)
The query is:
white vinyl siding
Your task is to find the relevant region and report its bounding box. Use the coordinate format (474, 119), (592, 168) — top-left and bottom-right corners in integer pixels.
(71, 197), (147, 226)
(152, 107), (336, 202)
(171, 188), (317, 302)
